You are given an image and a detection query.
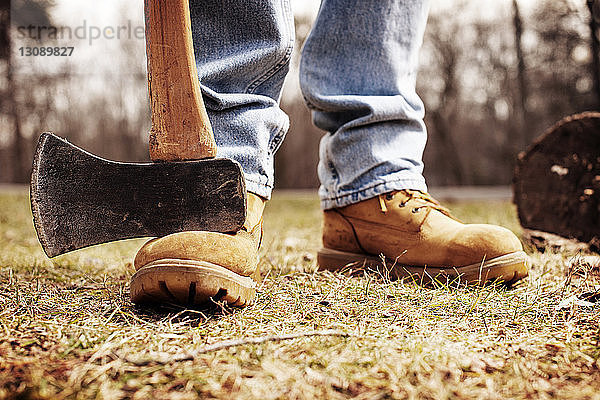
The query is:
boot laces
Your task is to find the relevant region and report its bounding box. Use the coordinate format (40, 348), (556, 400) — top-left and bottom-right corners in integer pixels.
(379, 189), (452, 217)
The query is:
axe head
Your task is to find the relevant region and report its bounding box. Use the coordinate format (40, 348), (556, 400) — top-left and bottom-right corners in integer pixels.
(31, 133), (247, 257)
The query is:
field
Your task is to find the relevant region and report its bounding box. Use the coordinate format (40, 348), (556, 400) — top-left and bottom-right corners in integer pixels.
(0, 190), (599, 399)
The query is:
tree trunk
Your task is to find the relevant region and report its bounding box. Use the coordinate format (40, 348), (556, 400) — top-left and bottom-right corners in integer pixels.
(587, 0), (600, 108)
(513, 112), (600, 251)
(4, 5), (27, 183)
(431, 53), (466, 185)
(512, 0), (531, 148)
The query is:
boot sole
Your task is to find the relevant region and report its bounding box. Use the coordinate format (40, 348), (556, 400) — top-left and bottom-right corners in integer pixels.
(130, 259), (257, 306)
(317, 248), (530, 285)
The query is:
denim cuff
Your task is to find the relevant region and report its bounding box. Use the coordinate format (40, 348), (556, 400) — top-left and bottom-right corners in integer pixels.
(245, 176), (274, 200)
(319, 176), (427, 210)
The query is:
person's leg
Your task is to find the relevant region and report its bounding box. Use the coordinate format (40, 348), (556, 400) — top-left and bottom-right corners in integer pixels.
(300, 0), (429, 209)
(300, 0), (530, 283)
(131, 0), (294, 307)
(190, 0), (294, 199)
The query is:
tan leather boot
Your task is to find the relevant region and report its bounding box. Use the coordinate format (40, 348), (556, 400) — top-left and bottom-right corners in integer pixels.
(130, 193), (265, 306)
(318, 190), (529, 284)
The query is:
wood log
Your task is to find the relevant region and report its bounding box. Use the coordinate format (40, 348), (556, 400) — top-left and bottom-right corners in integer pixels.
(513, 112), (600, 252)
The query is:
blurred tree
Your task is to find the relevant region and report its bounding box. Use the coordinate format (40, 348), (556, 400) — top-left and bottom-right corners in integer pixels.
(1, 2), (150, 183)
(275, 13), (321, 189)
(527, 0), (596, 131)
(1, 0), (53, 182)
(587, 0), (600, 106)
(417, 0), (596, 187)
(422, 11), (466, 185)
(1, 0), (597, 188)
(512, 0), (530, 150)
(0, 0), (9, 60)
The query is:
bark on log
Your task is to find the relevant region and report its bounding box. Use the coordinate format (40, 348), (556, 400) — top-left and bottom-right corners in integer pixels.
(513, 112), (600, 251)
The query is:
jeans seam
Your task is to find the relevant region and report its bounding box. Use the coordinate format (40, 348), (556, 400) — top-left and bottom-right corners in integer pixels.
(245, 0), (294, 94)
(246, 176), (274, 190)
(268, 121), (287, 153)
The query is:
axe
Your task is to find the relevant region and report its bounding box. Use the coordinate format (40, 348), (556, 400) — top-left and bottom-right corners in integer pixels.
(30, 0), (247, 258)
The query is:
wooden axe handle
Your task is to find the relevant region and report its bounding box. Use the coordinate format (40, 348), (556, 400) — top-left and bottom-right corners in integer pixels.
(144, 0), (217, 161)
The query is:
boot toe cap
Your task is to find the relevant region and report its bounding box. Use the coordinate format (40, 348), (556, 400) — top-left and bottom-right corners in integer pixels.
(453, 224), (523, 263)
(134, 230), (258, 276)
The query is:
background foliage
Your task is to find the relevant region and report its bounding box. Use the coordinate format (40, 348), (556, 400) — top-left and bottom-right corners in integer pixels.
(0, 0), (599, 186)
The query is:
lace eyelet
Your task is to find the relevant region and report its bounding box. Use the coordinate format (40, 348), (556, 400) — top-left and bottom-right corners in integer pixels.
(412, 208), (420, 213)
(385, 193), (394, 201)
(398, 202), (407, 208)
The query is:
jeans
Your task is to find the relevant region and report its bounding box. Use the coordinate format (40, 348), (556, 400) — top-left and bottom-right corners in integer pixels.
(190, 0), (430, 209)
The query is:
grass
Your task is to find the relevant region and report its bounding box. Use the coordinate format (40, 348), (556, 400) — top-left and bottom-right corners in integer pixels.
(0, 189), (599, 399)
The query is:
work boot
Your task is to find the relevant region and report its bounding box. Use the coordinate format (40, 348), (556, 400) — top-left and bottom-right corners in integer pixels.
(130, 193), (265, 306)
(318, 190), (529, 284)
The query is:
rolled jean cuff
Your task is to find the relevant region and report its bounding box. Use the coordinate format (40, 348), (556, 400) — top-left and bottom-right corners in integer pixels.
(245, 175), (274, 200)
(319, 175), (427, 210)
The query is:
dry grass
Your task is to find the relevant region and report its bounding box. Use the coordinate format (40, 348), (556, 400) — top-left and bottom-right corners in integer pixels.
(0, 190), (599, 399)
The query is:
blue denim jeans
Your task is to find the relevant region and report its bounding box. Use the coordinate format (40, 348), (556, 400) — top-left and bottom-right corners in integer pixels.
(190, 0), (430, 209)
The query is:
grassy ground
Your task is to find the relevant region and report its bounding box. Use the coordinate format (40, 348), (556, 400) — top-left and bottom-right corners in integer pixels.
(0, 190), (599, 399)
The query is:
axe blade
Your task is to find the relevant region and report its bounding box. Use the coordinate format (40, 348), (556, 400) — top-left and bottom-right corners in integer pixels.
(30, 133), (247, 257)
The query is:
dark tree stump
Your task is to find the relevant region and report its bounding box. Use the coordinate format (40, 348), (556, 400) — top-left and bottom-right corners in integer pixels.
(513, 112), (600, 251)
